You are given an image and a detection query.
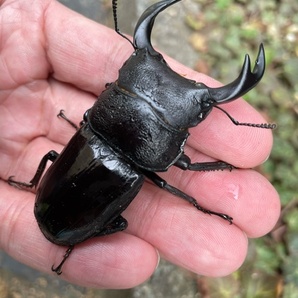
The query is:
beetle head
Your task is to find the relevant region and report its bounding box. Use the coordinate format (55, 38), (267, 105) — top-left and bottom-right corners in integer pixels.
(123, 0), (265, 129)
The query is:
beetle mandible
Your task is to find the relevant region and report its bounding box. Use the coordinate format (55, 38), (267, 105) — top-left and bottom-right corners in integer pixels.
(8, 0), (276, 275)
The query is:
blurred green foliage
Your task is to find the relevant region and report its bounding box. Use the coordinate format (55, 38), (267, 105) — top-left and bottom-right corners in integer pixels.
(186, 0), (298, 296)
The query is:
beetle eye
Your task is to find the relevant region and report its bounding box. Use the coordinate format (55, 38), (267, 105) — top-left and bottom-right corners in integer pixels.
(203, 99), (215, 110)
(195, 82), (204, 88)
(202, 102), (210, 109)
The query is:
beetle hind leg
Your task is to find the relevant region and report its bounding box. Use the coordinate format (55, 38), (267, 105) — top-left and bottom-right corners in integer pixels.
(8, 150), (59, 189)
(142, 170), (233, 224)
(96, 215), (128, 237)
(51, 245), (74, 275)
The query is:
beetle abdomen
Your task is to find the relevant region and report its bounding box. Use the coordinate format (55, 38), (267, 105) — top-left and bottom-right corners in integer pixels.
(88, 84), (189, 172)
(34, 124), (144, 246)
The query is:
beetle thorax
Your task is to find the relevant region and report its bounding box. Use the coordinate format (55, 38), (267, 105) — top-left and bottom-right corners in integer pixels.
(87, 49), (217, 171)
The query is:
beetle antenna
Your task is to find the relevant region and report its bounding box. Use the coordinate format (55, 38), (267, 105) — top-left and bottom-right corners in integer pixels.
(214, 106), (276, 129)
(112, 0), (135, 49)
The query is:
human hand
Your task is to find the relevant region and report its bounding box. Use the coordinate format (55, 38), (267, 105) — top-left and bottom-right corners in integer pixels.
(0, 0), (280, 288)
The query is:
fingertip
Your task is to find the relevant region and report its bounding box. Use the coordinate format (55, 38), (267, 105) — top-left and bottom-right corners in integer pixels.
(189, 99), (274, 168)
(58, 234), (159, 288)
(215, 169), (281, 238)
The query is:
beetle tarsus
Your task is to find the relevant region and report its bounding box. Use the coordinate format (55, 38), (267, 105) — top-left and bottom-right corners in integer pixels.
(192, 201), (233, 224)
(143, 170), (233, 224)
(57, 110), (79, 130)
(7, 176), (34, 189)
(51, 245), (74, 275)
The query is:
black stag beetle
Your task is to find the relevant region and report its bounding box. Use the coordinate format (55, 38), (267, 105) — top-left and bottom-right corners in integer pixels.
(9, 0), (275, 275)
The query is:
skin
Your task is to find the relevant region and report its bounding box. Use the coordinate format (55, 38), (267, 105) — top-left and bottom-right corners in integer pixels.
(0, 0), (280, 289)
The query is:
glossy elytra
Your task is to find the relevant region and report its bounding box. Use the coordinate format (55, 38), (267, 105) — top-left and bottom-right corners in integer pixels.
(8, 0), (275, 275)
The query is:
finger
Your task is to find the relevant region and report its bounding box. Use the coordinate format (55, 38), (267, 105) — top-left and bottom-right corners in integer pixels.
(0, 0), (50, 89)
(123, 168), (280, 275)
(164, 162), (280, 237)
(124, 182), (248, 277)
(187, 99), (274, 168)
(45, 0), (132, 94)
(0, 79), (95, 179)
(0, 181), (159, 288)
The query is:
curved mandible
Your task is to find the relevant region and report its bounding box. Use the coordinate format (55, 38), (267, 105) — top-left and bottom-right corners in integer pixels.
(208, 44), (265, 104)
(133, 0), (182, 54)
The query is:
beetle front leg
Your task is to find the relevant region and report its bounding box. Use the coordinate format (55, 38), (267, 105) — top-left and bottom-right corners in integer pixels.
(175, 154), (236, 172)
(8, 150), (59, 189)
(57, 109), (90, 129)
(142, 170), (233, 224)
(57, 110), (79, 130)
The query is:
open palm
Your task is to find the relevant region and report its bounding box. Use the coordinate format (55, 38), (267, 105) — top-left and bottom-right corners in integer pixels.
(0, 0), (280, 289)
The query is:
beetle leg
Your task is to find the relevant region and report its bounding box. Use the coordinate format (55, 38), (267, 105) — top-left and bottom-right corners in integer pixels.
(57, 110), (79, 130)
(175, 154), (235, 172)
(51, 245), (74, 275)
(51, 217), (127, 275)
(96, 215), (128, 236)
(142, 170), (233, 224)
(8, 150), (59, 189)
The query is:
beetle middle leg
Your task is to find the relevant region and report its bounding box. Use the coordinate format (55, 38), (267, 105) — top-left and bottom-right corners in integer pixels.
(175, 154), (235, 172)
(51, 216), (128, 275)
(8, 150), (59, 189)
(142, 170), (233, 224)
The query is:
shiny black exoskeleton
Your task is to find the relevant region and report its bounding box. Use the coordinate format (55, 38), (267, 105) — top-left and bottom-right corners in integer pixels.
(8, 0), (275, 274)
